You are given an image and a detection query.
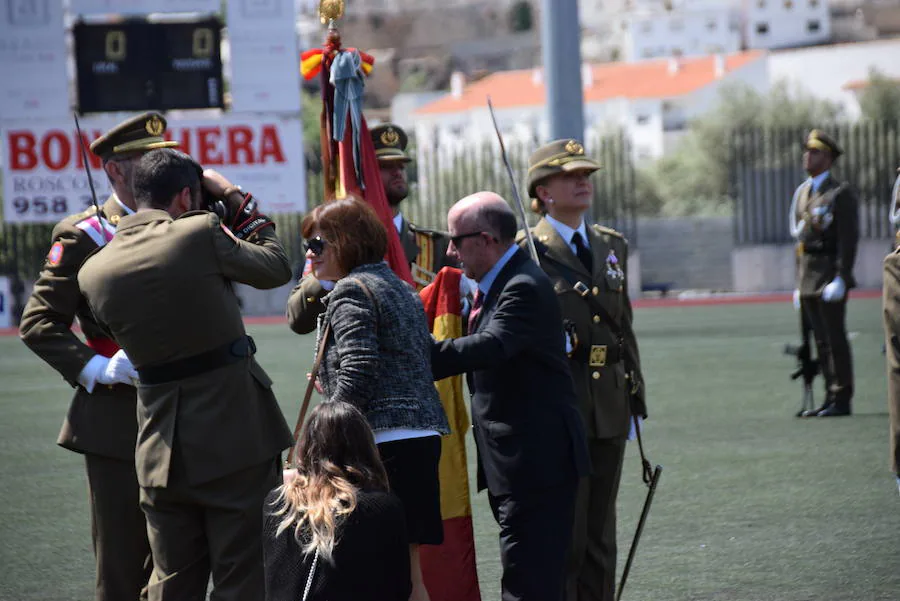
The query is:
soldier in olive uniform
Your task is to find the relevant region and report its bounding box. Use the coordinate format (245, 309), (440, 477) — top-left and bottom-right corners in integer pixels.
(520, 139), (647, 601)
(287, 123), (454, 333)
(78, 148), (295, 601)
(790, 130), (859, 417)
(19, 112), (179, 601)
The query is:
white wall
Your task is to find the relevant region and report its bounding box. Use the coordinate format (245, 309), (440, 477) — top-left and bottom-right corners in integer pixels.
(622, 7), (742, 60)
(744, 0), (831, 49)
(768, 39), (900, 120)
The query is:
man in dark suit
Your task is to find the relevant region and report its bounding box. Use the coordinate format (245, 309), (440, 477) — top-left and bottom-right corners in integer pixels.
(78, 148), (294, 601)
(287, 123), (454, 333)
(19, 112), (178, 601)
(791, 130), (859, 417)
(430, 192), (591, 601)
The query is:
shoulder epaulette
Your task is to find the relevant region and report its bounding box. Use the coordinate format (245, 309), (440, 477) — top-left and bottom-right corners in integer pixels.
(72, 205), (98, 222)
(592, 224), (627, 242)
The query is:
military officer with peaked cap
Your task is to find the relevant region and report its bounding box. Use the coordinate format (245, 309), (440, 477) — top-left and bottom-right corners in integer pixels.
(791, 129), (859, 417)
(287, 122), (455, 333)
(19, 112), (179, 601)
(518, 139), (647, 601)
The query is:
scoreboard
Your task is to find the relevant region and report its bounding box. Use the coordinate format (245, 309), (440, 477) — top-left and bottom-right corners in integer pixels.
(74, 18), (224, 113)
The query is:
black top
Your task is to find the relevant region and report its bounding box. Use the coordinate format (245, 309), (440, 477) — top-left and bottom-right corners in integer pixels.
(263, 488), (411, 601)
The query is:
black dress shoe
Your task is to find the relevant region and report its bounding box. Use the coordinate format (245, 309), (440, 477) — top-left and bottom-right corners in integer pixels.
(817, 405), (851, 417)
(800, 404), (830, 417)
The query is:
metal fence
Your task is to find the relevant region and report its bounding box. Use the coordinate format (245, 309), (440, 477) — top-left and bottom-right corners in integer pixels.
(730, 121), (900, 245)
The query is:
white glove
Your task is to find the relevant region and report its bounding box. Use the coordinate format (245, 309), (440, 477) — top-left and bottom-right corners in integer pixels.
(627, 416), (643, 441)
(792, 289), (801, 311)
(97, 349), (138, 386)
(821, 276), (846, 303)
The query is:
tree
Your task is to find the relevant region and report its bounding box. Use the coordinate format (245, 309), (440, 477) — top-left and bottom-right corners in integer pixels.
(508, 1), (533, 33)
(859, 67), (900, 124)
(639, 79), (843, 215)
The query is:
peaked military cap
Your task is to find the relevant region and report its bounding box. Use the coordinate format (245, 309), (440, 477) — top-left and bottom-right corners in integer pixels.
(804, 129), (843, 158)
(527, 139), (601, 197)
(370, 123), (411, 163)
(90, 112), (179, 160)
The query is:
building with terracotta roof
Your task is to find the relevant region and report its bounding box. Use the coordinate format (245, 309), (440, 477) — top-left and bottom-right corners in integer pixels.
(411, 50), (768, 161)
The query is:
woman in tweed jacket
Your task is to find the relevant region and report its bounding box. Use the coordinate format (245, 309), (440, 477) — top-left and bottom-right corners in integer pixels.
(298, 197), (449, 601)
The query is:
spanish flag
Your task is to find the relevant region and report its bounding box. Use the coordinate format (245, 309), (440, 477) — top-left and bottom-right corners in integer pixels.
(419, 267), (482, 601)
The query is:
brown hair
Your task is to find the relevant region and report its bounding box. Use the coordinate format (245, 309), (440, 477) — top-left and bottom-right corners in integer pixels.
(301, 196), (388, 273)
(271, 401), (389, 560)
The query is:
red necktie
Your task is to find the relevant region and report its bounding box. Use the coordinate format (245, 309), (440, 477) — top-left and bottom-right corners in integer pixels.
(467, 289), (483, 335)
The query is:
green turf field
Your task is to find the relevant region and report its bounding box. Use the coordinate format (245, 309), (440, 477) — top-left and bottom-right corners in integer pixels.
(1, 297), (897, 601)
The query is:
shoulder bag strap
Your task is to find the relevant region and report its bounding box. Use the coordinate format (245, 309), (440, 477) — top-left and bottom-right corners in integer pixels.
(301, 548), (319, 601)
(285, 321), (331, 468)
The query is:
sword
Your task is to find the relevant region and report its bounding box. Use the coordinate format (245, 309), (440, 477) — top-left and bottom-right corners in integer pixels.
(616, 414), (663, 601)
(73, 113), (108, 246)
(486, 96), (539, 264)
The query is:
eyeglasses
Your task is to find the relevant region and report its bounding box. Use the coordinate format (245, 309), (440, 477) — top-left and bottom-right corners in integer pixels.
(305, 236), (327, 256)
(449, 231), (487, 246)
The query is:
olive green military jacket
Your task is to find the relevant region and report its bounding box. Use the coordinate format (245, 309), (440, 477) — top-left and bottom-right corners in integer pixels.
(78, 209), (294, 488)
(19, 196), (138, 461)
(793, 176), (859, 297)
(286, 216), (453, 334)
(883, 249), (900, 475)
(518, 218), (646, 440)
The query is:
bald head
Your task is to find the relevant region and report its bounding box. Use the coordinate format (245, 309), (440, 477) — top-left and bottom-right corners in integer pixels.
(446, 191), (518, 281)
(449, 192), (517, 245)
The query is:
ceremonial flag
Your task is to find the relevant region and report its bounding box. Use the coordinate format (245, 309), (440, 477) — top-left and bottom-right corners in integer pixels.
(304, 18), (412, 285)
(419, 267), (482, 601)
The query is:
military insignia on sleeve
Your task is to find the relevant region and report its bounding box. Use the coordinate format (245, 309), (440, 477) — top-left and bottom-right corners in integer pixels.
(47, 242), (64, 266)
(145, 115), (165, 136)
(380, 127), (400, 147)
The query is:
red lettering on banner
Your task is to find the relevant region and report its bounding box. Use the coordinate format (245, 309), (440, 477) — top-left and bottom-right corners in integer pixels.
(197, 127), (224, 165)
(259, 125), (285, 164)
(9, 132), (38, 170)
(42, 131), (71, 171)
(75, 131), (103, 170)
(228, 126), (255, 164)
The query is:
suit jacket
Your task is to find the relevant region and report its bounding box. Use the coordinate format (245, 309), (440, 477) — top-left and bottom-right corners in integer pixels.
(431, 248), (590, 496)
(521, 218), (646, 440)
(78, 209), (295, 487)
(883, 249), (900, 475)
(793, 175), (859, 296)
(286, 216), (455, 334)
(19, 196), (138, 460)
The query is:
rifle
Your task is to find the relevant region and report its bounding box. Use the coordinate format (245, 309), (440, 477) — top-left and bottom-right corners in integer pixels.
(784, 305), (820, 417)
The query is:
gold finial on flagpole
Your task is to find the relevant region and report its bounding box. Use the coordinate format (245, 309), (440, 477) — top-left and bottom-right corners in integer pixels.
(319, 0), (345, 24)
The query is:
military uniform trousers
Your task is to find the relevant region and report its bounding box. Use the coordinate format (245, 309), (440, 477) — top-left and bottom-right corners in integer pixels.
(567, 437), (626, 601)
(85, 451), (153, 601)
(140, 453), (280, 601)
(800, 296), (854, 407)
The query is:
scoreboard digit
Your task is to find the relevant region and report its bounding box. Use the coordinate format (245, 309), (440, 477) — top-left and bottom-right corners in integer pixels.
(74, 18), (224, 114)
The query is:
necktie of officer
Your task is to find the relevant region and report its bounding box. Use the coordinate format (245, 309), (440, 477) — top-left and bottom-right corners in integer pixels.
(468, 289), (483, 335)
(572, 231), (593, 273)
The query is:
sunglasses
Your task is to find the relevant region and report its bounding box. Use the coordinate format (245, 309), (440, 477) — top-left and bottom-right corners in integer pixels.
(449, 231), (487, 246)
(305, 236), (327, 256)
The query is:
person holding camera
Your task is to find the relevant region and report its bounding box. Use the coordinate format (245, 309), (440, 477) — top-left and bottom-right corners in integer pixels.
(19, 111), (178, 601)
(78, 147), (295, 601)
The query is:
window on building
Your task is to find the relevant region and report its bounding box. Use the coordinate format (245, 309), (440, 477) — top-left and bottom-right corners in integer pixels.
(809, 0), (819, 6)
(707, 18), (717, 31)
(784, 0), (793, 8)
(756, 22), (769, 35)
(807, 19), (820, 32)
(672, 47), (684, 57)
(636, 114), (651, 125)
(757, 0), (765, 7)
(641, 20), (653, 33)
(642, 48), (654, 58)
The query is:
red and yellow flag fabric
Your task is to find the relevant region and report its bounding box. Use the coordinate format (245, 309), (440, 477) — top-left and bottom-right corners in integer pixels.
(419, 267), (482, 601)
